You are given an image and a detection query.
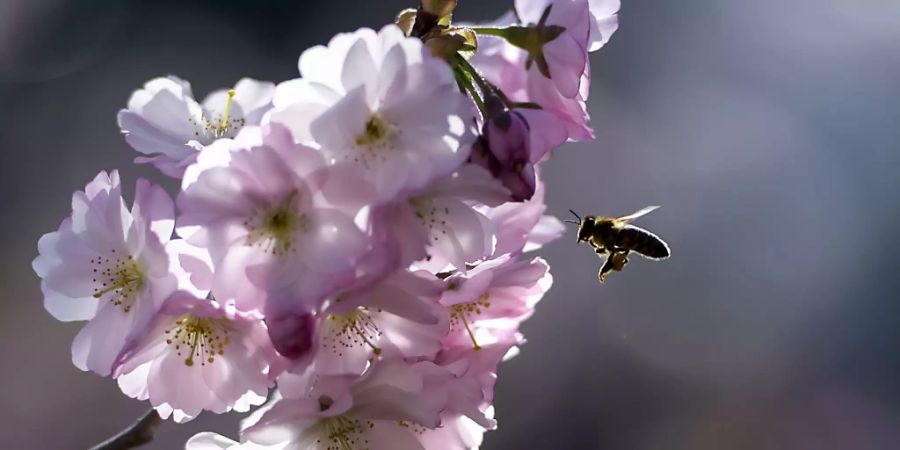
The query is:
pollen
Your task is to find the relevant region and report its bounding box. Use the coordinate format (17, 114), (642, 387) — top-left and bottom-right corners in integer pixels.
(321, 307), (384, 357)
(316, 416), (375, 450)
(351, 113), (398, 166)
(164, 315), (231, 367)
(91, 252), (144, 313)
(449, 292), (491, 351)
(397, 420), (428, 435)
(410, 198), (451, 243)
(244, 191), (308, 255)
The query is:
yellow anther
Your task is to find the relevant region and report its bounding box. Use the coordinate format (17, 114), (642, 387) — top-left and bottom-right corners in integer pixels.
(165, 315), (231, 367)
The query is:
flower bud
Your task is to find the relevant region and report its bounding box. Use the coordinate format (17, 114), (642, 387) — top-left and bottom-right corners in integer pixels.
(266, 309), (316, 360)
(500, 160), (537, 202)
(470, 96), (537, 201)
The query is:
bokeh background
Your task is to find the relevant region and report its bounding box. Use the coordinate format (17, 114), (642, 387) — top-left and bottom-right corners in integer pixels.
(2, 0), (899, 448)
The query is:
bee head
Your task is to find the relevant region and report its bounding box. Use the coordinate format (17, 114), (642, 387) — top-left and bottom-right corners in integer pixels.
(576, 216), (596, 242)
(566, 210), (594, 242)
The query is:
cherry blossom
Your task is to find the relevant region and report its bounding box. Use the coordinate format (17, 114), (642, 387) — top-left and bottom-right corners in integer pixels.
(30, 0), (627, 446)
(484, 172), (566, 258)
(33, 171), (178, 376)
(440, 256), (552, 351)
(312, 270), (447, 375)
(114, 291), (284, 423)
(513, 0), (592, 99)
(242, 360), (447, 450)
(382, 164), (510, 273)
(268, 25), (472, 204)
(176, 124), (373, 312)
(118, 76), (275, 177)
(471, 0), (620, 145)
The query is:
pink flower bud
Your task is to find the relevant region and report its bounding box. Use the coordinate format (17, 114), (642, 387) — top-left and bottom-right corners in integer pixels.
(266, 309), (317, 361)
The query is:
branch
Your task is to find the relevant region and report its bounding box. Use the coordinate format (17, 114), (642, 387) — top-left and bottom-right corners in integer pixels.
(89, 409), (163, 450)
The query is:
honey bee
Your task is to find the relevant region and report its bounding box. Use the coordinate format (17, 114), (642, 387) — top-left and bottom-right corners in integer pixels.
(566, 206), (671, 283)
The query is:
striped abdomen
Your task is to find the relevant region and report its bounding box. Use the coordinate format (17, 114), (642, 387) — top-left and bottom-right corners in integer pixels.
(618, 225), (670, 259)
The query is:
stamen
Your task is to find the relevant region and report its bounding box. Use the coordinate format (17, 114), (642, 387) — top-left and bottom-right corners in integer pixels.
(355, 114), (394, 148)
(190, 87), (247, 139)
(317, 416), (374, 450)
(91, 252), (144, 313)
(244, 191), (307, 255)
(220, 89), (236, 131)
(347, 113), (399, 167)
(322, 308), (384, 357)
(164, 315), (231, 366)
(411, 198), (451, 244)
(397, 420), (428, 435)
(449, 293), (491, 351)
(458, 311), (481, 351)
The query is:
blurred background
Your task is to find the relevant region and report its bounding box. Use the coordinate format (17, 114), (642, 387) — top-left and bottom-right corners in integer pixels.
(2, 0), (899, 448)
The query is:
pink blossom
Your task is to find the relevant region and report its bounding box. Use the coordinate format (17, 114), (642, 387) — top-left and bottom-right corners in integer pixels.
(31, 4), (606, 446)
(311, 270), (447, 376)
(525, 67), (595, 141)
(118, 77), (275, 177)
(268, 25), (472, 204)
(484, 172), (566, 258)
(32, 171), (178, 376)
(471, 0), (616, 143)
(436, 328), (523, 406)
(379, 165), (509, 273)
(242, 360), (447, 450)
(514, 0), (591, 98)
(114, 291), (283, 423)
(416, 330), (523, 448)
(440, 256), (552, 351)
(176, 124), (373, 312)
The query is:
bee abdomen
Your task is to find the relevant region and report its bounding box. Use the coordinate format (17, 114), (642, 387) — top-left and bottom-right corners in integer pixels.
(619, 225), (670, 259)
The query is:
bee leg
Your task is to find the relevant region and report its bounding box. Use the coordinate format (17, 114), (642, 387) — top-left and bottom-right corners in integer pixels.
(610, 250), (629, 272)
(599, 251), (630, 283)
(598, 254), (616, 284)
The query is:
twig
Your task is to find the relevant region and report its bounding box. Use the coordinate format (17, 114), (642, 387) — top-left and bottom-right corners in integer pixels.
(88, 409), (162, 450)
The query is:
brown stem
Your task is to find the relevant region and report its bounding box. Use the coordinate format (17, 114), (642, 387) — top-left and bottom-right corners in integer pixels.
(89, 409), (162, 450)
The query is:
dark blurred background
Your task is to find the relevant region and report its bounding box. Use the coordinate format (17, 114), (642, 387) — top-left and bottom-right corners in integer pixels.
(2, 0), (899, 448)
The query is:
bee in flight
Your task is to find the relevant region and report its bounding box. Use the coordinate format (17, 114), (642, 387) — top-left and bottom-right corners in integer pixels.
(566, 206), (671, 283)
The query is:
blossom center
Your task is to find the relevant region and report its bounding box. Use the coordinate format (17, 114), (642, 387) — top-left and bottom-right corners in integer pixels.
(449, 293), (491, 351)
(322, 307), (383, 356)
(245, 191), (307, 255)
(165, 315), (231, 367)
(355, 114), (394, 148)
(91, 251), (144, 313)
(316, 416), (374, 450)
(190, 89), (247, 140)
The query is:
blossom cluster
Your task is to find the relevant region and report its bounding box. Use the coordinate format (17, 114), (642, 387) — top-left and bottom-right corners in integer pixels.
(33, 1), (619, 448)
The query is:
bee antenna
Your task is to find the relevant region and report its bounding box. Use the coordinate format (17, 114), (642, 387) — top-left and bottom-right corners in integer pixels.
(568, 209), (582, 221)
(563, 219), (580, 225)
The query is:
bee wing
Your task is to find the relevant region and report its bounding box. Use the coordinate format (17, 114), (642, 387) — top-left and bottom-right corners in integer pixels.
(616, 206), (660, 223)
